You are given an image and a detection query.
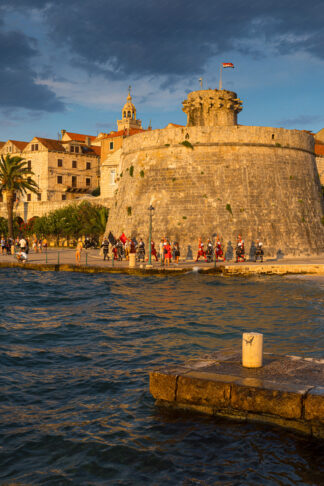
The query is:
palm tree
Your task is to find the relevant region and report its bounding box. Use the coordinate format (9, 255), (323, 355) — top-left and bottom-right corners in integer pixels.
(0, 154), (39, 238)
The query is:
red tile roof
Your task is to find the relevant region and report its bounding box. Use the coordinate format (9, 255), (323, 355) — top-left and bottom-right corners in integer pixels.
(8, 140), (28, 150)
(315, 141), (324, 156)
(102, 128), (145, 139)
(65, 132), (96, 142)
(35, 137), (65, 151)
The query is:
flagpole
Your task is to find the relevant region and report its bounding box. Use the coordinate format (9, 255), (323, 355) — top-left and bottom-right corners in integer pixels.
(219, 64), (222, 90)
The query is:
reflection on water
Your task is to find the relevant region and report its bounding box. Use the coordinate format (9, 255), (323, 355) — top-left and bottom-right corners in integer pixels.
(0, 269), (323, 485)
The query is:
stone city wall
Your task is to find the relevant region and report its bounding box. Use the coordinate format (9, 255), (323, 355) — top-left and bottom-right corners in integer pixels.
(106, 125), (324, 257)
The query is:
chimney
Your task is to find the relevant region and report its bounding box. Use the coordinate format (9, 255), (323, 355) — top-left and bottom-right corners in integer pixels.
(61, 129), (66, 139)
(85, 136), (91, 146)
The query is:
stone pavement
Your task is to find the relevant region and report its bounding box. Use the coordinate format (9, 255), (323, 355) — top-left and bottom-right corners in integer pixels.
(0, 249), (324, 275)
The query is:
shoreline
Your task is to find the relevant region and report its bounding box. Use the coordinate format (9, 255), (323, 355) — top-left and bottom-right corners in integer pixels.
(1, 255), (324, 277)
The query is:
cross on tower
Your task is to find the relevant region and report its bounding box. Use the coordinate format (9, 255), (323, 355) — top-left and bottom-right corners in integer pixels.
(128, 85), (132, 95)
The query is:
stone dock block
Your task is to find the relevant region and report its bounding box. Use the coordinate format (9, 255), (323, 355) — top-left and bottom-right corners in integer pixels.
(176, 374), (231, 408)
(149, 353), (324, 437)
(304, 386), (324, 421)
(230, 381), (306, 419)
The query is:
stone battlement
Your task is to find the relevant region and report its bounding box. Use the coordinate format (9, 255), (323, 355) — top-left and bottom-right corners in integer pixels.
(122, 125), (314, 155)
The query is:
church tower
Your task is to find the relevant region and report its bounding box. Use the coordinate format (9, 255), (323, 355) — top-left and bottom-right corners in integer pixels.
(117, 87), (142, 131)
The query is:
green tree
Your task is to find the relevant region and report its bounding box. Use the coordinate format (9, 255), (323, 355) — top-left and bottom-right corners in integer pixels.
(0, 154), (39, 238)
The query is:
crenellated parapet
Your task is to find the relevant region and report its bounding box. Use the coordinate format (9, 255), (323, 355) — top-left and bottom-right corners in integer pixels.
(182, 89), (243, 127)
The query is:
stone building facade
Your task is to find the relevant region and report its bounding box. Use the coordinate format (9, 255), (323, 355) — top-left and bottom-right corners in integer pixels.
(105, 88), (324, 257)
(0, 133), (100, 204)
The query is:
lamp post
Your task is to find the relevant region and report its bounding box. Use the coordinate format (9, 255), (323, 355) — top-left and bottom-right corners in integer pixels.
(148, 205), (155, 265)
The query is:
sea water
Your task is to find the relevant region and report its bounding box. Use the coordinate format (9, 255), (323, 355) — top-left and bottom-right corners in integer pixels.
(0, 269), (323, 485)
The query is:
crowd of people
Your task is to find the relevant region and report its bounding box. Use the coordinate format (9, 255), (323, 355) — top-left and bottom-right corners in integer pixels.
(1, 232), (264, 266)
(96, 233), (264, 265)
(0, 235), (48, 263)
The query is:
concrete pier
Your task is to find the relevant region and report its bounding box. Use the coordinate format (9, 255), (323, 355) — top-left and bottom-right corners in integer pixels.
(149, 351), (324, 438)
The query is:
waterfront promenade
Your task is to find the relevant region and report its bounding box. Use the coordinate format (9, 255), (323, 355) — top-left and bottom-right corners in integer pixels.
(1, 248), (324, 275)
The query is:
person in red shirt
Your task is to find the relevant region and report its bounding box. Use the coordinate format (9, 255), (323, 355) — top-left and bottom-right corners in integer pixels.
(164, 241), (172, 266)
(196, 237), (207, 262)
(215, 235), (225, 261)
(151, 240), (158, 261)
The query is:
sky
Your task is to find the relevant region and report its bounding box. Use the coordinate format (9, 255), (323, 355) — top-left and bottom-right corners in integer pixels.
(1, 0), (324, 142)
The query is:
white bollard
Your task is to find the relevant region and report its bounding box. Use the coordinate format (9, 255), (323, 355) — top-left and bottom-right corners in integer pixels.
(129, 253), (136, 268)
(242, 332), (263, 368)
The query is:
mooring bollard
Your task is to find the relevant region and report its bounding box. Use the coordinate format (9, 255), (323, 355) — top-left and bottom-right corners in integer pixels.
(242, 332), (263, 368)
(129, 253), (136, 268)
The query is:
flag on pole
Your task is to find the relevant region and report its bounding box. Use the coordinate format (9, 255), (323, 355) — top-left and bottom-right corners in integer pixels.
(222, 62), (234, 68)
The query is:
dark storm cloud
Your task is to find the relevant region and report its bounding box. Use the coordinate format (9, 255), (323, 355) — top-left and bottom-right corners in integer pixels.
(2, 1), (324, 85)
(0, 13), (64, 112)
(25, 0), (324, 78)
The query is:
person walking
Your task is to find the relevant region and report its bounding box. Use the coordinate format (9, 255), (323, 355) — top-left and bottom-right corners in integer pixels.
(159, 238), (164, 265)
(101, 237), (109, 261)
(215, 235), (225, 262)
(151, 240), (158, 262)
(174, 242), (180, 264)
(254, 239), (264, 262)
(76, 238), (83, 265)
(164, 240), (172, 266)
(196, 237), (207, 262)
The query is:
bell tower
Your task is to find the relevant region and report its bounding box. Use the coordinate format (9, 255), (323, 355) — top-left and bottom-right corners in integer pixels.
(117, 86), (142, 131)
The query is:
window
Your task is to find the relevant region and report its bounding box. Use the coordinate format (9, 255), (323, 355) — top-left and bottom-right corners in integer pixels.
(37, 193), (41, 201)
(110, 141), (114, 150)
(86, 162), (91, 170)
(57, 176), (63, 184)
(27, 194), (31, 202)
(127, 111), (131, 117)
(72, 176), (77, 187)
(123, 111), (126, 117)
(62, 194), (66, 201)
(27, 160), (31, 171)
(272, 134), (275, 140)
(86, 178), (91, 186)
(75, 146), (79, 153)
(70, 146), (75, 153)
(72, 160), (77, 168)
(110, 169), (116, 185)
(31, 144), (34, 151)
(31, 143), (38, 151)
(58, 159), (63, 167)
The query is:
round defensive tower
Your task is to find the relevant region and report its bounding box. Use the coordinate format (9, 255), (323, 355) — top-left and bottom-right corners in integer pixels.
(106, 89), (324, 257)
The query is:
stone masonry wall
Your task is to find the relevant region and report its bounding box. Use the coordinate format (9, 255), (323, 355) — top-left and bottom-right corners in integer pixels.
(106, 126), (324, 257)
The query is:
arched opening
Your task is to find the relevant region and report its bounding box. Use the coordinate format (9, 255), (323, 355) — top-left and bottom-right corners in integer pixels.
(127, 111), (131, 118)
(123, 111), (126, 118)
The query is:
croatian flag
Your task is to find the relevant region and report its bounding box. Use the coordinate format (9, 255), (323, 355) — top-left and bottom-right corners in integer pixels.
(222, 62), (234, 68)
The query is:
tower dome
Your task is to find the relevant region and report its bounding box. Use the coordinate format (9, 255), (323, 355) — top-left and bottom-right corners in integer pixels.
(117, 88), (142, 131)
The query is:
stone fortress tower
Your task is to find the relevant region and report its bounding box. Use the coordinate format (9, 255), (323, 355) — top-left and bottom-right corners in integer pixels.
(106, 88), (324, 257)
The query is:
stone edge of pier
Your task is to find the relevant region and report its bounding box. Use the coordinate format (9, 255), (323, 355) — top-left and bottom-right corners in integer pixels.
(1, 261), (324, 277)
(149, 354), (324, 439)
